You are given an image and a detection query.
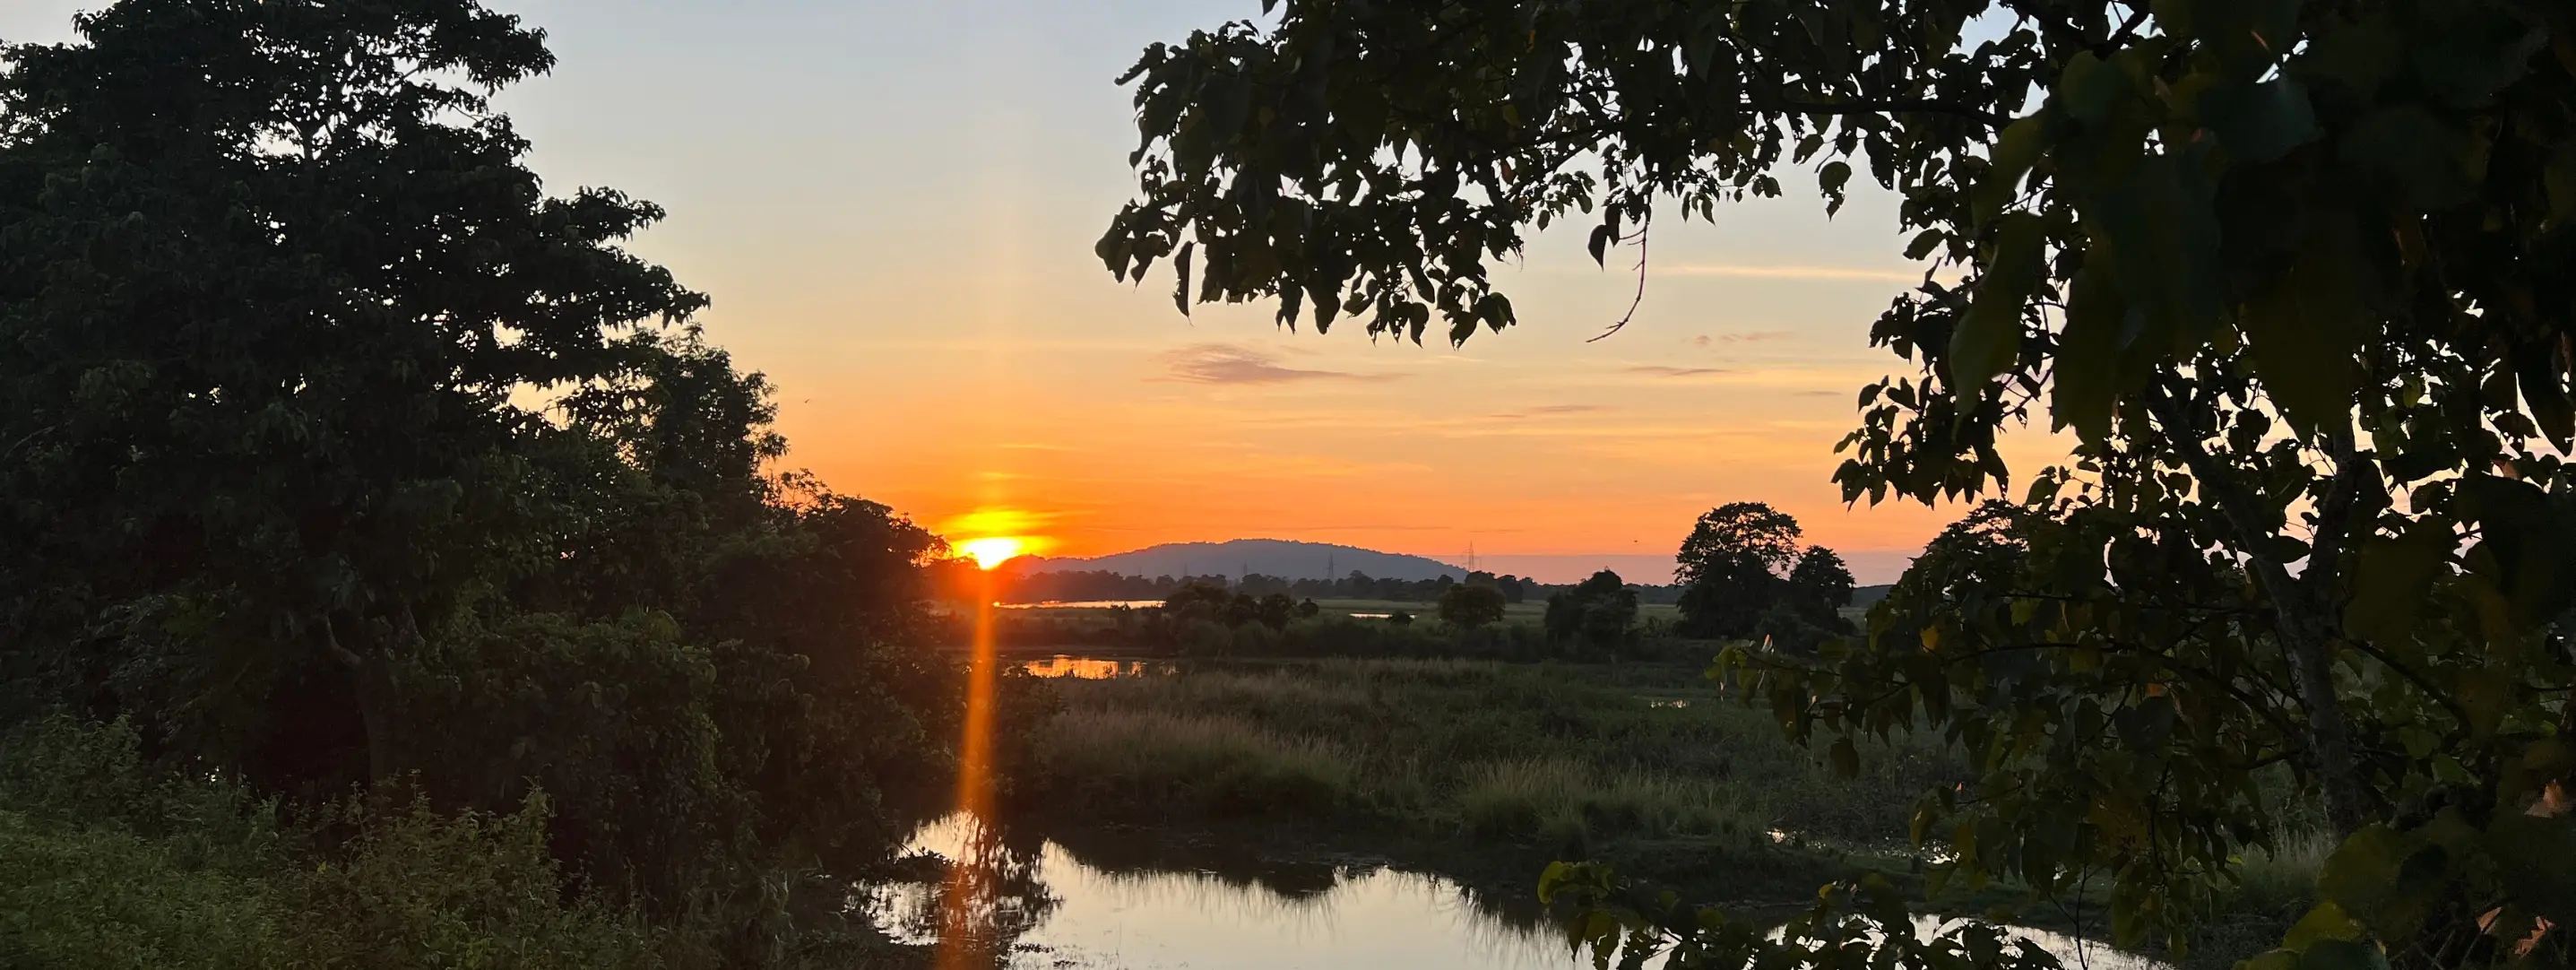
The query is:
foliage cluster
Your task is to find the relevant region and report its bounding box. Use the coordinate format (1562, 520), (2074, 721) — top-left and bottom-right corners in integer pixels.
(1543, 569), (1646, 654)
(1103, 0), (2576, 966)
(0, 715), (812, 970)
(0, 0), (970, 955)
(1673, 503), (1860, 649)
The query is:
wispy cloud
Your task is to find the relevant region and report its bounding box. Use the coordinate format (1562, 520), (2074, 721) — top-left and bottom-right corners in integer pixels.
(1696, 331), (1793, 347)
(1628, 365), (1731, 377)
(1659, 264), (1923, 283)
(1491, 403), (1611, 420)
(1156, 342), (1406, 385)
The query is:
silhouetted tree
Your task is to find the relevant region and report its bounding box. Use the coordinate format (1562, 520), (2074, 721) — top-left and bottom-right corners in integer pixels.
(1674, 503), (1802, 637)
(1256, 593), (1297, 630)
(1784, 547), (1858, 628)
(1437, 584), (1508, 628)
(0, 1), (969, 933)
(1543, 570), (1637, 653)
(1103, 0), (2576, 962)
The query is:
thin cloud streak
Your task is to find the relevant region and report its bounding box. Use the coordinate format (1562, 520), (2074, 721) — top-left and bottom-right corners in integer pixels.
(1658, 264), (1924, 282)
(1696, 331), (1794, 346)
(1491, 403), (1612, 420)
(1155, 342), (1408, 385)
(1628, 365), (1731, 377)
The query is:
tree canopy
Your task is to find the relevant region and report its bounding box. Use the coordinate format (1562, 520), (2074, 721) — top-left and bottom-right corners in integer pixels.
(1439, 583), (1511, 628)
(0, 0), (973, 947)
(1544, 570), (1640, 653)
(1104, 0), (2576, 966)
(1674, 502), (1807, 637)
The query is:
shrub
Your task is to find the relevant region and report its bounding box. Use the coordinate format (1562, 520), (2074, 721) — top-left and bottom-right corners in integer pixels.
(0, 716), (664, 970)
(0, 810), (286, 970)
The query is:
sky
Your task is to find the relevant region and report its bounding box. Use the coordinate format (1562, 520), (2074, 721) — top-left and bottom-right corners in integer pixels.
(2, 1), (2070, 584)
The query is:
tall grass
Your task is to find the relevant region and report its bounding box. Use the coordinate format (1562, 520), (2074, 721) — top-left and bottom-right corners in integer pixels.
(1044, 709), (1354, 816)
(1034, 658), (1962, 852)
(1457, 758), (1760, 847)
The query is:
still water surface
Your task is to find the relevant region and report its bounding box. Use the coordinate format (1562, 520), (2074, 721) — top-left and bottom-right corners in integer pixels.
(867, 814), (2165, 970)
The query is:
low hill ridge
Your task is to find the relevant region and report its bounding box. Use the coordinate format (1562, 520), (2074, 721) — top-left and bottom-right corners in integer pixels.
(1015, 539), (1465, 582)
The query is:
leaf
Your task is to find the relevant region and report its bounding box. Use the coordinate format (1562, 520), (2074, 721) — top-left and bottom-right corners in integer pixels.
(2052, 264), (2125, 443)
(2339, 102), (2488, 211)
(2283, 901), (2365, 951)
(1820, 160), (1853, 216)
(1950, 212), (2044, 393)
(2299, 940), (2390, 970)
(1974, 113), (2050, 227)
(2235, 209), (2370, 438)
(2079, 150), (2225, 351)
(2457, 474), (2576, 627)
(2316, 825), (2407, 919)
(1829, 736), (1860, 777)
(2484, 815), (2576, 923)
(2058, 52), (2131, 127)
(2411, 9), (2547, 108)
(2343, 517), (2452, 644)
(1171, 241), (1196, 316)
(2547, 143), (2576, 225)
(2215, 77), (2321, 163)
(2294, 12), (2407, 99)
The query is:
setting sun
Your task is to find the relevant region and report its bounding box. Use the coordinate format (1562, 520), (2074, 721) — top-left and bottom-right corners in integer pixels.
(955, 537), (1027, 570)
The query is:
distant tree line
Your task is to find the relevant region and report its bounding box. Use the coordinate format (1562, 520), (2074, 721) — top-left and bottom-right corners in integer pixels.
(998, 566), (1686, 605)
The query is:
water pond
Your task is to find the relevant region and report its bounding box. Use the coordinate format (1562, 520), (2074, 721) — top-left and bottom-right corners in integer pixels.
(865, 815), (2165, 970)
(1019, 655), (1171, 680)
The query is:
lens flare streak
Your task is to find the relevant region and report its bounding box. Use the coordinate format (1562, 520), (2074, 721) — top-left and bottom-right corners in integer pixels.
(933, 574), (1004, 969)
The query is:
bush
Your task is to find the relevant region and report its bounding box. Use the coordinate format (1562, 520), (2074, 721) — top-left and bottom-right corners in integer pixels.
(289, 794), (663, 970)
(0, 716), (668, 970)
(0, 810), (287, 970)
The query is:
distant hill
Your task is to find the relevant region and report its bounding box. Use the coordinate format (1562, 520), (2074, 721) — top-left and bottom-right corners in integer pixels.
(1851, 584), (1895, 608)
(1016, 539), (1464, 582)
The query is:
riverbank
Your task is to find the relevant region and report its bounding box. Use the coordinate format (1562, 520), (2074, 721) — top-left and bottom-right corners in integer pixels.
(1018, 656), (2321, 970)
(1023, 658), (1958, 892)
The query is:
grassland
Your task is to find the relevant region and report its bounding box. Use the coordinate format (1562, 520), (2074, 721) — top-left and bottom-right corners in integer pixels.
(1024, 658), (1960, 897)
(1023, 657), (2324, 966)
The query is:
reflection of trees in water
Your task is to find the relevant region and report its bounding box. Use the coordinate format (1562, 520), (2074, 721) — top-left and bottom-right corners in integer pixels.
(866, 816), (1059, 969)
(866, 814), (1612, 970)
(1046, 825), (1581, 966)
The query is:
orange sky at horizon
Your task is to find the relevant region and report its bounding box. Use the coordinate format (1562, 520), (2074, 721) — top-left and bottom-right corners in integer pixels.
(0, 1), (2079, 585)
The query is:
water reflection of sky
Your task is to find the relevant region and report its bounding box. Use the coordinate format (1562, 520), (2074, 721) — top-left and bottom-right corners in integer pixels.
(1018, 656), (1174, 680)
(869, 815), (2170, 970)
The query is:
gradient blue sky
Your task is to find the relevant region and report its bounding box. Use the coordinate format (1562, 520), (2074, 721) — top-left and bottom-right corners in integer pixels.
(3, 1), (2066, 582)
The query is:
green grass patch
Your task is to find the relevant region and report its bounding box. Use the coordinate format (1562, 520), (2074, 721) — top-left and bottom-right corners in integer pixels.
(1033, 658), (1959, 857)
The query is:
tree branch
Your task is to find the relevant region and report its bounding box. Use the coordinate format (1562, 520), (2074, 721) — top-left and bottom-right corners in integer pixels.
(1771, 98), (2013, 130)
(319, 614), (363, 670)
(2147, 383), (2373, 835)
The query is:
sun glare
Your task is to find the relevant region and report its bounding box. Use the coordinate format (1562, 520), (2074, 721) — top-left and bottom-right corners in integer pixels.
(956, 537), (1026, 570)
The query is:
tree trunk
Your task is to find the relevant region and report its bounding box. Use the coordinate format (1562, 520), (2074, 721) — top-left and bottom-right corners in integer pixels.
(2151, 390), (2374, 835)
(321, 614), (395, 784)
(2269, 585), (2373, 835)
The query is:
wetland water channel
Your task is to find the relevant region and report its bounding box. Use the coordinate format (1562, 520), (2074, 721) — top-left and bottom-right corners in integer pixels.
(872, 656), (2166, 970)
(865, 814), (2162, 970)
